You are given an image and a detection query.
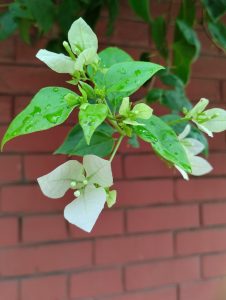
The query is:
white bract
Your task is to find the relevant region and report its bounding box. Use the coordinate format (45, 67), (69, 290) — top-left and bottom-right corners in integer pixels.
(36, 18), (99, 75)
(186, 98), (226, 137)
(119, 97), (153, 125)
(37, 155), (113, 232)
(176, 125), (213, 180)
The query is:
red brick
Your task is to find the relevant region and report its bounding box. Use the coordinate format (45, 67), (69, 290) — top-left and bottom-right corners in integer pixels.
(108, 287), (177, 300)
(15, 37), (48, 64)
(127, 205), (199, 233)
(208, 153), (226, 175)
(70, 269), (123, 298)
(115, 179), (174, 207)
(124, 154), (174, 178)
(209, 132), (226, 150)
(202, 253), (226, 278)
(119, 138), (151, 154)
(21, 275), (67, 300)
(70, 210), (124, 238)
(0, 65), (68, 95)
(0, 185), (69, 213)
(203, 202), (226, 226)
(180, 278), (226, 300)
(0, 38), (15, 62)
(0, 218), (18, 246)
(186, 78), (220, 102)
(0, 281), (18, 300)
(112, 155), (123, 179)
(126, 257), (200, 290)
(176, 178), (226, 202)
(24, 155), (66, 181)
(14, 96), (32, 116)
(198, 30), (220, 56)
(0, 96), (12, 123)
(0, 242), (92, 276)
(176, 228), (226, 255)
(192, 56), (226, 80)
(22, 215), (68, 243)
(96, 18), (149, 48)
(221, 81), (226, 102)
(95, 233), (173, 265)
(1, 125), (71, 153)
(0, 156), (21, 182)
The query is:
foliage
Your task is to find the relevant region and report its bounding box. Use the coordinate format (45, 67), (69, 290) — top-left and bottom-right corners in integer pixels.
(1, 3), (226, 232)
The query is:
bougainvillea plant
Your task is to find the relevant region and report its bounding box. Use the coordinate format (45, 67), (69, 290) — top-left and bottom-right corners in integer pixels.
(2, 18), (226, 232)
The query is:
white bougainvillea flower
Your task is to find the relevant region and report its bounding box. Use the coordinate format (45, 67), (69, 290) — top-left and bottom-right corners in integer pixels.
(176, 125), (213, 180)
(37, 155), (113, 232)
(185, 98), (226, 137)
(36, 18), (99, 75)
(119, 97), (153, 126)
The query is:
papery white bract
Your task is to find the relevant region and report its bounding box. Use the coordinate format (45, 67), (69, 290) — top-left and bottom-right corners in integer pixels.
(64, 184), (106, 232)
(37, 155), (114, 232)
(36, 18), (98, 75)
(186, 98), (226, 137)
(176, 125), (213, 179)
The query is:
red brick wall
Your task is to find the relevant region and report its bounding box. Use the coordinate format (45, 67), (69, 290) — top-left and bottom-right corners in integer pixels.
(0, 2), (226, 300)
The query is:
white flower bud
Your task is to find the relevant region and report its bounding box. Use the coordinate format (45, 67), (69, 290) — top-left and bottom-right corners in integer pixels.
(74, 190), (81, 197)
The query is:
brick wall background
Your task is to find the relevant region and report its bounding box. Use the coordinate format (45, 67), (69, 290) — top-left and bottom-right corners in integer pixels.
(0, 1), (226, 300)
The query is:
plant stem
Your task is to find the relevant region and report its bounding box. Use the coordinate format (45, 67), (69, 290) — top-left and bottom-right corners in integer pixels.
(110, 135), (124, 162)
(167, 117), (189, 126)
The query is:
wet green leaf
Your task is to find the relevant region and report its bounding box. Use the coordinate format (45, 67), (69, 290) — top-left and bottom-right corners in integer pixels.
(55, 123), (115, 157)
(1, 87), (78, 149)
(79, 103), (108, 144)
(133, 115), (191, 172)
(99, 47), (133, 68)
(105, 61), (164, 109)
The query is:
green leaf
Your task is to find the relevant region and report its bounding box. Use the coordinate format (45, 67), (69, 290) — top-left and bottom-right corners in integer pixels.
(201, 0), (226, 20)
(146, 88), (163, 103)
(24, 0), (54, 32)
(128, 0), (151, 22)
(159, 70), (184, 88)
(173, 20), (200, 83)
(0, 12), (17, 40)
(1, 87), (78, 149)
(128, 133), (140, 148)
(178, 0), (196, 26)
(161, 88), (192, 112)
(133, 115), (191, 172)
(105, 61), (164, 109)
(99, 47), (133, 68)
(151, 16), (168, 59)
(208, 21), (226, 51)
(55, 123), (115, 157)
(79, 104), (108, 144)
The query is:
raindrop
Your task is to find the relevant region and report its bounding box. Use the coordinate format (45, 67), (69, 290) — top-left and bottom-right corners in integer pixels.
(120, 68), (126, 74)
(53, 88), (59, 92)
(135, 70), (141, 76)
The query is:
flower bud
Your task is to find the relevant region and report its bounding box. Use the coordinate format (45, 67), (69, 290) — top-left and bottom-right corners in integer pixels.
(74, 190), (81, 197)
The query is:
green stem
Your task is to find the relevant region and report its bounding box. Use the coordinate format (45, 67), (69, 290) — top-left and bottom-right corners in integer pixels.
(167, 117), (189, 126)
(108, 119), (125, 136)
(110, 135), (124, 162)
